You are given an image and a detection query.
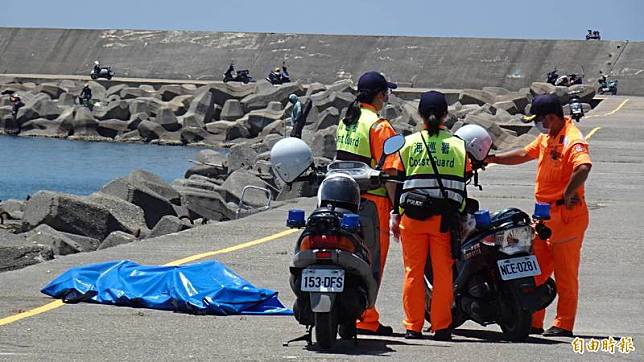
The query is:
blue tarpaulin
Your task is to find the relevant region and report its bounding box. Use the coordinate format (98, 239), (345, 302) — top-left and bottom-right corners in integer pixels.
(41, 260), (292, 315)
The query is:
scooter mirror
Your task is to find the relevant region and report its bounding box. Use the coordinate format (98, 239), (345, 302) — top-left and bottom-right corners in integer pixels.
(383, 134), (405, 156)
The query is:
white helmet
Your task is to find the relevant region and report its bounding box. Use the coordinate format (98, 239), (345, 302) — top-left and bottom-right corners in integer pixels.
(270, 137), (313, 183)
(454, 124), (493, 162)
(94, 60), (100, 65)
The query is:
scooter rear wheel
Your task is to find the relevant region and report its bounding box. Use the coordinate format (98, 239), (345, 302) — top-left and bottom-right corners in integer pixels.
(315, 311), (338, 349)
(498, 288), (531, 342)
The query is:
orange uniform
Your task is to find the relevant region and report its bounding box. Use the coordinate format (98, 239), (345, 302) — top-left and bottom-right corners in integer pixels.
(350, 104), (397, 332)
(391, 126), (469, 333)
(523, 117), (592, 331)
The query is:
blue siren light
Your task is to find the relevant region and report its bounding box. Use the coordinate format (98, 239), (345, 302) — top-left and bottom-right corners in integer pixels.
(474, 209), (491, 229)
(287, 209), (306, 228)
(340, 213), (360, 232)
(533, 202), (551, 221)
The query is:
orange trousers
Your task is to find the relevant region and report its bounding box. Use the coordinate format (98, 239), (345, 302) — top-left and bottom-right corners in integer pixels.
(356, 193), (391, 331)
(399, 214), (453, 332)
(532, 202), (588, 331)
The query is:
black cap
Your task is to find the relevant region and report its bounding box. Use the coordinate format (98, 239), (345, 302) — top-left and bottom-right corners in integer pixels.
(357, 71), (397, 92)
(418, 91), (448, 118)
(524, 94), (563, 121)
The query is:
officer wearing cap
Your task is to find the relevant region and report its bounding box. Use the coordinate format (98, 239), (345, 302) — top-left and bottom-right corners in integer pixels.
(335, 71), (399, 336)
(390, 91), (469, 341)
(486, 94), (592, 337)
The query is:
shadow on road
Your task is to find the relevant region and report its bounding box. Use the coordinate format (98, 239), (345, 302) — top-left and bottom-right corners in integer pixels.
(452, 328), (569, 345)
(294, 333), (451, 356)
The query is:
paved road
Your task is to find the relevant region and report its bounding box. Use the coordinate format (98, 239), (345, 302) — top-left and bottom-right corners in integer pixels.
(0, 96), (642, 361)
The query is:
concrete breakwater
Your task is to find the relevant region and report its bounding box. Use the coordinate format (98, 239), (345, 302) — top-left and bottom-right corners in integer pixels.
(1, 27), (644, 95)
(0, 72), (599, 272)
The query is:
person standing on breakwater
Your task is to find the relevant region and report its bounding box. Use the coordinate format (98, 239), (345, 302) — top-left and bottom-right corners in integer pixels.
(335, 71), (399, 336)
(7, 95), (24, 134)
(288, 94), (312, 139)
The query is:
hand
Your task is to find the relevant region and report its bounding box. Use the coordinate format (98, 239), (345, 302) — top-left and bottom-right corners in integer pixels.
(484, 154), (496, 164)
(389, 211), (401, 243)
(564, 191), (580, 209)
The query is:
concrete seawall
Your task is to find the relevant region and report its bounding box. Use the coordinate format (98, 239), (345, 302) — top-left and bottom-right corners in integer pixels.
(1, 27), (644, 95)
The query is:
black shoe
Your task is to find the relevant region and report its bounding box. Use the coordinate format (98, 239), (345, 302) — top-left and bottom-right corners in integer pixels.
(432, 329), (452, 341)
(542, 326), (573, 337)
(357, 323), (393, 336)
(530, 327), (545, 335)
(404, 330), (424, 339)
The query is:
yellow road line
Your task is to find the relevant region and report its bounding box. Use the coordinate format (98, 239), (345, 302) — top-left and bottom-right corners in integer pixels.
(604, 98), (630, 116)
(585, 127), (601, 140)
(0, 228), (298, 327)
(164, 229), (298, 266)
(0, 300), (64, 326)
(586, 98), (629, 119)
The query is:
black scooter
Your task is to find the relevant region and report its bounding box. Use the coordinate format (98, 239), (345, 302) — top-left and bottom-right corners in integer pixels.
(424, 206), (557, 341)
(266, 63), (291, 85)
(598, 78), (618, 95)
(586, 30), (601, 40)
(546, 68), (559, 85)
(90, 66), (114, 80)
(223, 64), (255, 84)
(282, 135), (404, 349)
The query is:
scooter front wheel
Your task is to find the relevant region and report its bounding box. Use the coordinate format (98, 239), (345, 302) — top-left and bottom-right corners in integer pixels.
(314, 311), (338, 349)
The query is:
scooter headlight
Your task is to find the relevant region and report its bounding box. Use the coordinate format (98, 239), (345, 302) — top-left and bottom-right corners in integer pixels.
(495, 226), (534, 255)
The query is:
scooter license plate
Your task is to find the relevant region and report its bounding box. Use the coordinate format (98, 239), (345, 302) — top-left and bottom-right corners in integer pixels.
(497, 255), (541, 281)
(301, 268), (345, 293)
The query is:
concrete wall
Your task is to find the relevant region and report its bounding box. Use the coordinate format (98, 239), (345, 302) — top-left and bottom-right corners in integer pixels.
(1, 27), (643, 95)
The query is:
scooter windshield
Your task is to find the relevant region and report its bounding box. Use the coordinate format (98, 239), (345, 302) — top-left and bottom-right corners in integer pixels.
(326, 161), (371, 179)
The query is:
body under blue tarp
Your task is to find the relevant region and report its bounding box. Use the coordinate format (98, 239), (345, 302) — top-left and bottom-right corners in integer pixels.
(41, 260), (292, 315)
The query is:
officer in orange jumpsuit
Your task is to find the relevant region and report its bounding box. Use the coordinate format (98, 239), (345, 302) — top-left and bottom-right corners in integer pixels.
(486, 94), (592, 337)
(391, 91), (469, 341)
(335, 71), (399, 335)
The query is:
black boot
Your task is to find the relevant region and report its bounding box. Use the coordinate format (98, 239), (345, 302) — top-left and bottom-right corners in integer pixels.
(542, 326), (573, 337)
(404, 330), (424, 339)
(433, 329), (452, 341)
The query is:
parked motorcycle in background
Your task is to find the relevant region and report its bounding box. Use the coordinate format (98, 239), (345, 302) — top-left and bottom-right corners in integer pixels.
(273, 135), (405, 349)
(597, 73), (618, 95)
(586, 30), (601, 40)
(554, 73), (583, 87)
(546, 67), (559, 85)
(223, 63), (255, 83)
(569, 93), (585, 122)
(90, 66), (114, 80)
(267, 62), (291, 85)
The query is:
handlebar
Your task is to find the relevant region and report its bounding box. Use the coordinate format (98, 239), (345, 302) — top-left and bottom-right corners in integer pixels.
(288, 161), (398, 192)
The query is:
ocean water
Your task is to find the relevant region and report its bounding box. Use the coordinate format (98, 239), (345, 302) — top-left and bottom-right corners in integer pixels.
(0, 135), (206, 201)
